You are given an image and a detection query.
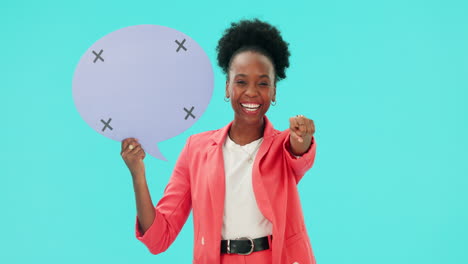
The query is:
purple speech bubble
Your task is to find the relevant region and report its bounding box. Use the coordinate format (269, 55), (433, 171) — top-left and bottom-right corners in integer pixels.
(72, 25), (214, 160)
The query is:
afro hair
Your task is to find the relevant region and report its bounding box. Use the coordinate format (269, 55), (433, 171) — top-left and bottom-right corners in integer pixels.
(216, 18), (290, 83)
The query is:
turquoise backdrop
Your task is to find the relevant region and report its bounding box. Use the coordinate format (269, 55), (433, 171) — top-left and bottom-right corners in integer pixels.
(1, 0), (467, 263)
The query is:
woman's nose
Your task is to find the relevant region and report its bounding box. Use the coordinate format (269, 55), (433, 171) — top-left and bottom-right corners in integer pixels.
(245, 84), (258, 96)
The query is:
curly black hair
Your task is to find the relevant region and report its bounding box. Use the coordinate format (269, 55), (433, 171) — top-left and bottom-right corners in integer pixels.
(216, 18), (290, 83)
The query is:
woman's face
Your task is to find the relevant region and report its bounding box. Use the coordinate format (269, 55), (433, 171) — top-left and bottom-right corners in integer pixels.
(226, 51), (276, 125)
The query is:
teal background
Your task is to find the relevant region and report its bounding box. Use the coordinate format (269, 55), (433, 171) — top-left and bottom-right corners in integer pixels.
(1, 0), (467, 263)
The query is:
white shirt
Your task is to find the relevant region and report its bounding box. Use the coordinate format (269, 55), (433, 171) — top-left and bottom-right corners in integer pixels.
(221, 135), (273, 240)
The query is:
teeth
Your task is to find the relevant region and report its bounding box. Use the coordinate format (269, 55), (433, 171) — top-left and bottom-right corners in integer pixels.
(241, 103), (261, 109)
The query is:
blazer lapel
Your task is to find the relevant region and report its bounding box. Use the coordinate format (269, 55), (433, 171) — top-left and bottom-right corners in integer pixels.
(252, 116), (277, 225)
(207, 121), (232, 241)
(252, 116), (284, 264)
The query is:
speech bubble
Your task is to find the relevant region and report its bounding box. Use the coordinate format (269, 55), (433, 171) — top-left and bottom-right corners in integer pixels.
(72, 24), (214, 160)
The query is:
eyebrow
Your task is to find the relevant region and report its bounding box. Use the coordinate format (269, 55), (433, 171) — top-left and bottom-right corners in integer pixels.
(234, 74), (271, 79)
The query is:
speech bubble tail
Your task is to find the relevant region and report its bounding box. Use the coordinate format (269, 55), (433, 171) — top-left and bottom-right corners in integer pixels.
(145, 143), (167, 161)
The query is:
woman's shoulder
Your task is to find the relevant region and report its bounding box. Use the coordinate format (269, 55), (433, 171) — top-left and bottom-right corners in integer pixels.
(190, 129), (218, 139)
(186, 128), (223, 145)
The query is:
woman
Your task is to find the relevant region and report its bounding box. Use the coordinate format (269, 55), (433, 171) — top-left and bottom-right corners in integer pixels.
(121, 18), (317, 264)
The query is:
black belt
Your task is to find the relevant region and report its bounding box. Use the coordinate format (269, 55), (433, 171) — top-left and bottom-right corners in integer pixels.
(221, 235), (272, 255)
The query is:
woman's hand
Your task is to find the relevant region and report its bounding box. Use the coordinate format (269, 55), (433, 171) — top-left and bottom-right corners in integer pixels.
(121, 137), (146, 177)
(289, 115), (315, 156)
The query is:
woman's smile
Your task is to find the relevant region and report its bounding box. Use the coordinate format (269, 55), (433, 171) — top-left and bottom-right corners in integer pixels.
(240, 102), (262, 114)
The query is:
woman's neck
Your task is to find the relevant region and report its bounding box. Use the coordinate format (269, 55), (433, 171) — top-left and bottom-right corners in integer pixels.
(228, 116), (265, 146)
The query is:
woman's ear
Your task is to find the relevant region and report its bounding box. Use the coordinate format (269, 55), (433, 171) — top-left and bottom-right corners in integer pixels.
(225, 78), (230, 98)
(272, 85), (277, 102)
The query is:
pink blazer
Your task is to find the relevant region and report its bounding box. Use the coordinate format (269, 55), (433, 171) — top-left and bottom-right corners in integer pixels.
(135, 115), (317, 264)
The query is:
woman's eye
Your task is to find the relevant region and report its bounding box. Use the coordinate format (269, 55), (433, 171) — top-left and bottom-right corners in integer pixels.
(236, 80), (246, 85)
(260, 83), (269, 86)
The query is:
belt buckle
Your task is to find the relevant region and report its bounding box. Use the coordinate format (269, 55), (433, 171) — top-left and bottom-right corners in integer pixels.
(236, 237), (254, 255)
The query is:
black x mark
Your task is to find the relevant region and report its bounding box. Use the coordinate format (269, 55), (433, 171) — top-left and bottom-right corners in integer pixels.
(93, 49), (104, 63)
(175, 39), (187, 52)
(101, 118), (113, 131)
(184, 107), (195, 120)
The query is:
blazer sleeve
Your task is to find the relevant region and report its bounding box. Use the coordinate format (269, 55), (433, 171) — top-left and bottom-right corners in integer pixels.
(282, 131), (317, 184)
(134, 136), (192, 254)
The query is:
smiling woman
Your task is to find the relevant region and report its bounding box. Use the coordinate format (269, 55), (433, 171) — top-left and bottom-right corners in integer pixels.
(122, 18), (318, 264)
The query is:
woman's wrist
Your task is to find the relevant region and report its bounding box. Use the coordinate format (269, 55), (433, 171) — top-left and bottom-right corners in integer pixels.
(131, 170), (146, 182)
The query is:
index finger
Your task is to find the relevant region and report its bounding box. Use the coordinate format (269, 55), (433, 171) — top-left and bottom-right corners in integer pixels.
(297, 117), (307, 134)
(289, 117), (300, 129)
